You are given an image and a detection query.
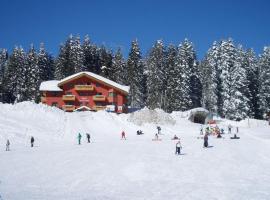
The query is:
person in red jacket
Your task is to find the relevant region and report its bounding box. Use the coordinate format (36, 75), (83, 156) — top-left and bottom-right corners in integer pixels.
(121, 131), (126, 140)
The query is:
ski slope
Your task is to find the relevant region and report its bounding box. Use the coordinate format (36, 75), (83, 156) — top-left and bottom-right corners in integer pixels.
(0, 102), (270, 200)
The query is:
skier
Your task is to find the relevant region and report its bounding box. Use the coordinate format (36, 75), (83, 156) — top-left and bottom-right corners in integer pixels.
(157, 126), (161, 134)
(228, 124), (232, 134)
(86, 133), (91, 143)
(155, 133), (159, 140)
(30, 136), (35, 147)
(121, 131), (126, 140)
(236, 127), (239, 134)
(77, 133), (82, 145)
(175, 140), (182, 155)
(203, 133), (208, 148)
(6, 139), (10, 151)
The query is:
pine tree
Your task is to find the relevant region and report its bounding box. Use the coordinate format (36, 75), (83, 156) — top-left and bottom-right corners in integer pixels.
(241, 49), (261, 118)
(220, 40), (249, 120)
(112, 48), (126, 84)
(99, 45), (113, 78)
(71, 36), (85, 73)
(165, 44), (177, 112)
(173, 40), (193, 111)
(146, 40), (166, 109)
(0, 49), (8, 102)
(201, 41), (220, 113)
(3, 47), (26, 103)
(127, 40), (145, 108)
(82, 35), (100, 73)
(259, 47), (270, 115)
(24, 44), (40, 102)
(38, 43), (55, 82)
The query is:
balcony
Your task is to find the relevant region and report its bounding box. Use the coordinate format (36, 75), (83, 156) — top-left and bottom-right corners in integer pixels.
(62, 105), (75, 111)
(41, 97), (46, 103)
(62, 95), (75, 101)
(93, 95), (106, 102)
(93, 105), (106, 111)
(75, 85), (94, 91)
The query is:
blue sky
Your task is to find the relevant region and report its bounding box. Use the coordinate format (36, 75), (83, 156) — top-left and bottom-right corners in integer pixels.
(0, 0), (270, 58)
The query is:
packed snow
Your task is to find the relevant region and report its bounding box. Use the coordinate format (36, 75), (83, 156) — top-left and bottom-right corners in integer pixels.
(0, 102), (270, 200)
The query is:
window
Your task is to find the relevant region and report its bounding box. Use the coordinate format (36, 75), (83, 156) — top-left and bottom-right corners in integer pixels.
(78, 92), (90, 96)
(66, 102), (74, 105)
(51, 102), (58, 107)
(96, 83), (100, 87)
(65, 92), (72, 95)
(109, 92), (116, 97)
(97, 92), (102, 96)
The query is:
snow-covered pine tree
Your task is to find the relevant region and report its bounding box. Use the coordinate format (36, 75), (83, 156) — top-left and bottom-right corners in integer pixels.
(145, 40), (166, 109)
(55, 35), (76, 79)
(259, 47), (270, 115)
(200, 41), (219, 113)
(220, 39), (249, 120)
(183, 40), (202, 109)
(164, 44), (177, 112)
(240, 49), (261, 118)
(173, 39), (193, 111)
(82, 35), (100, 73)
(23, 44), (40, 102)
(127, 39), (145, 108)
(3, 46), (26, 103)
(38, 43), (54, 82)
(71, 36), (86, 73)
(112, 48), (127, 84)
(0, 49), (8, 102)
(99, 45), (113, 79)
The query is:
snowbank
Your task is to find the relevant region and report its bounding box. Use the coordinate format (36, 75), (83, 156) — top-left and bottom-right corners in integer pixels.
(127, 108), (176, 126)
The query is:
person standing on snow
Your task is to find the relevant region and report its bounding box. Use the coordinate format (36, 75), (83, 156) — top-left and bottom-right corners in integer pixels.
(203, 133), (208, 148)
(6, 139), (10, 151)
(86, 133), (91, 143)
(78, 133), (82, 145)
(175, 140), (182, 155)
(30, 136), (35, 147)
(155, 133), (159, 140)
(121, 131), (126, 140)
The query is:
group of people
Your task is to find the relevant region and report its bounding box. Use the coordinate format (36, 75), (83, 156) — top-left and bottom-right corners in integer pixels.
(77, 133), (91, 145)
(5, 136), (35, 151)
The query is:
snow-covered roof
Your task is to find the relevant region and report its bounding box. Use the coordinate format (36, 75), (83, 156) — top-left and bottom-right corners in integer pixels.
(39, 80), (62, 91)
(58, 71), (129, 94)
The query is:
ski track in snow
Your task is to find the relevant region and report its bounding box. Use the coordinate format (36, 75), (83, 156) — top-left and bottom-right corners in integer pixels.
(0, 102), (270, 200)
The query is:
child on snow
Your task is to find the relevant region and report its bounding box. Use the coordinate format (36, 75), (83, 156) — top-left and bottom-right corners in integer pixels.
(121, 131), (126, 140)
(175, 140), (182, 155)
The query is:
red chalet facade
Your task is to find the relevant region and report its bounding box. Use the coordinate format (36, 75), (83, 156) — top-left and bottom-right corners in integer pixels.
(39, 72), (130, 113)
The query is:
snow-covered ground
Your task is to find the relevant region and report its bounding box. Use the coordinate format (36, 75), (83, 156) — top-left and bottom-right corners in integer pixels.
(0, 102), (269, 200)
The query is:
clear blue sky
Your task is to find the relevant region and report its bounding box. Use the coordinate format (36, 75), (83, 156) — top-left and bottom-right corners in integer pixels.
(0, 0), (270, 59)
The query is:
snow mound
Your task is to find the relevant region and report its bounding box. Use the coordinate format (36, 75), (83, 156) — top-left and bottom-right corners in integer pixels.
(127, 108), (176, 126)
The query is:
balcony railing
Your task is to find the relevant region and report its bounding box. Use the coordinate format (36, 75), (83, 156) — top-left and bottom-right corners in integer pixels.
(75, 85), (94, 91)
(93, 95), (106, 101)
(93, 105), (106, 111)
(62, 105), (75, 111)
(62, 95), (76, 101)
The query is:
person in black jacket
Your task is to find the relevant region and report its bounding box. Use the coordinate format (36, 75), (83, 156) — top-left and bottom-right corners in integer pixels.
(203, 133), (208, 148)
(30, 136), (35, 147)
(86, 133), (91, 143)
